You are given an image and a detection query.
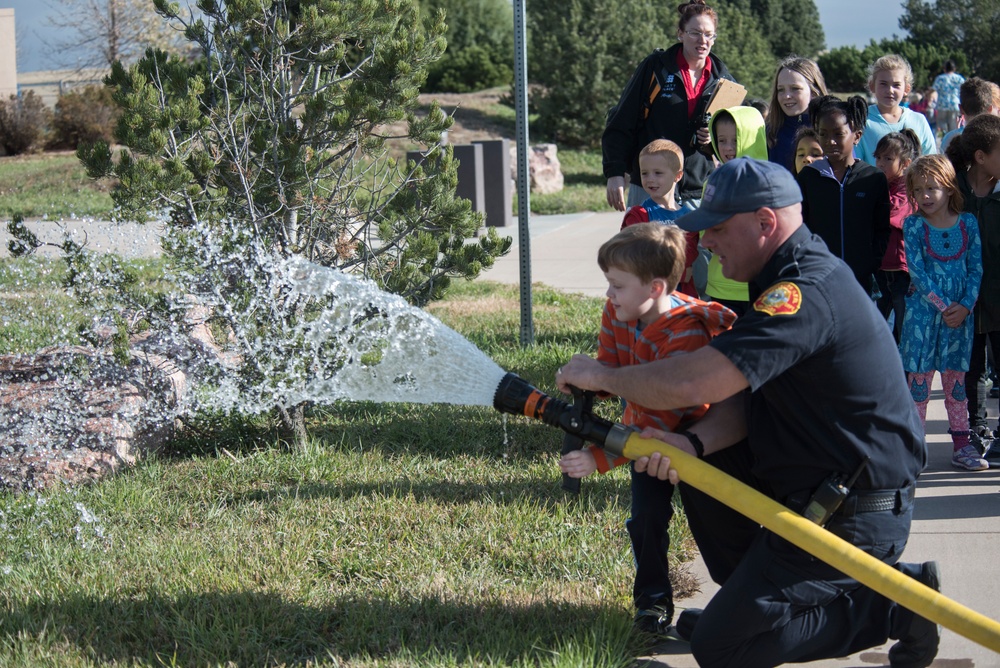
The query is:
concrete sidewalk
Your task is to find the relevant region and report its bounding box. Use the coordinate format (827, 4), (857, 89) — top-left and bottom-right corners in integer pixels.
(478, 212), (1000, 667)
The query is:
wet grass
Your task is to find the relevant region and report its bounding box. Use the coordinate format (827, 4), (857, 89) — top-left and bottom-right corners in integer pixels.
(0, 255), (172, 353)
(0, 272), (698, 667)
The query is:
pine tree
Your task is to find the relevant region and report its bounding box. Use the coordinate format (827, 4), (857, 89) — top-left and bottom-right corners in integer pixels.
(72, 0), (510, 445)
(747, 0), (825, 59)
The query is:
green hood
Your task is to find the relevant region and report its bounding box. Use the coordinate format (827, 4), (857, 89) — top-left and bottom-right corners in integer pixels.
(709, 106), (768, 162)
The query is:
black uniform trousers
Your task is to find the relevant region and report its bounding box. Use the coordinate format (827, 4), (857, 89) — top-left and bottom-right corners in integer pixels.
(679, 439), (922, 668)
(967, 330), (1000, 433)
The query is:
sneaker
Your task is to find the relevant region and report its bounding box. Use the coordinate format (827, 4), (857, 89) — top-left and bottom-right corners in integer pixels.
(952, 444), (989, 471)
(986, 437), (1000, 462)
(888, 561), (941, 668)
(970, 429), (994, 456)
(633, 604), (673, 638)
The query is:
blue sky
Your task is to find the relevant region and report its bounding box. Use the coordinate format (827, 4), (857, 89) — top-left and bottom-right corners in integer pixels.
(816, 0), (908, 48)
(7, 0), (907, 73)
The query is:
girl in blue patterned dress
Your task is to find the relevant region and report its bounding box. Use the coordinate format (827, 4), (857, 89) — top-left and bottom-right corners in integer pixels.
(900, 154), (985, 470)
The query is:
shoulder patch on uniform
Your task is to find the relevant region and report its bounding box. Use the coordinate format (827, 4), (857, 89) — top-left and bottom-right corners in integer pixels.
(753, 282), (803, 316)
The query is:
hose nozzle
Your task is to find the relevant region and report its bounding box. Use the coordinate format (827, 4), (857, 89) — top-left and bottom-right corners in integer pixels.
(491, 372), (633, 456)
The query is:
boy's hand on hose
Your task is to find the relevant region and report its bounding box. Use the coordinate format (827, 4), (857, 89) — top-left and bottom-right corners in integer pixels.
(634, 450), (681, 484)
(942, 302), (970, 328)
(559, 449), (597, 479)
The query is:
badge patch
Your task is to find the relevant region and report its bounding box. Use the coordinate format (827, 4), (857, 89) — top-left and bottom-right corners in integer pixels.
(754, 282), (802, 316)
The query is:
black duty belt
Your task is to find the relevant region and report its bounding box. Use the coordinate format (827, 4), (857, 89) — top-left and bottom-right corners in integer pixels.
(835, 483), (915, 518)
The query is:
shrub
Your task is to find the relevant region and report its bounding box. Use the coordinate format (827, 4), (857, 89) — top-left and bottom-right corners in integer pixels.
(817, 46), (870, 93)
(0, 91), (51, 155)
(75, 0), (511, 448)
(50, 84), (120, 150)
(527, 0), (670, 148)
(420, 0), (513, 93)
(818, 40), (971, 94)
(426, 44), (512, 93)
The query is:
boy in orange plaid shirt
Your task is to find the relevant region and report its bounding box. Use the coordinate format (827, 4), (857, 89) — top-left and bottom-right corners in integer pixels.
(559, 222), (735, 637)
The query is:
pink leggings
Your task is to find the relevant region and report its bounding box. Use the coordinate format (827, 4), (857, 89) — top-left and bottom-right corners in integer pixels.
(908, 370), (969, 449)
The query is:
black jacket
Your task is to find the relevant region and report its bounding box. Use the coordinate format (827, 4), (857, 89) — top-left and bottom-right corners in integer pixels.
(797, 158), (891, 293)
(957, 170), (1000, 333)
(602, 43), (735, 202)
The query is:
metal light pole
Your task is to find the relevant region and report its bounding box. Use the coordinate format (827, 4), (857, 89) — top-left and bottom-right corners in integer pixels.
(512, 0), (533, 346)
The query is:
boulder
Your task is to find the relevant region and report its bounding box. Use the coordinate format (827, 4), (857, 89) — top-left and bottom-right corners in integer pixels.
(0, 306), (234, 492)
(510, 143), (564, 194)
(0, 346), (179, 491)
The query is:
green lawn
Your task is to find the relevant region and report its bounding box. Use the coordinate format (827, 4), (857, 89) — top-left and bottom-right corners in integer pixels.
(523, 149), (609, 215)
(0, 153), (115, 219)
(0, 144), (606, 222)
(0, 265), (696, 667)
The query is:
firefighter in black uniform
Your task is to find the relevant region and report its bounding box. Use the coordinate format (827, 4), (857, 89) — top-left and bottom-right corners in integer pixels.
(556, 158), (939, 668)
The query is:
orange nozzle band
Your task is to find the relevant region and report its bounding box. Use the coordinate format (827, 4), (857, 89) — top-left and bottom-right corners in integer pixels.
(523, 390), (546, 418)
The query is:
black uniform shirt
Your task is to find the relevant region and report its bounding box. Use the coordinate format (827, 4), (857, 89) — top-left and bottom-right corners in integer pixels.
(710, 225), (926, 499)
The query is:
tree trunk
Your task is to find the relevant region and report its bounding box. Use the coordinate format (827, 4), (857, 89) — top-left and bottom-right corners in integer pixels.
(279, 402), (309, 451)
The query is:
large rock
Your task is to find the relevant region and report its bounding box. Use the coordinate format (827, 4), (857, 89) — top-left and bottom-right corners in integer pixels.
(510, 143), (564, 194)
(0, 308), (232, 492)
(0, 347), (179, 491)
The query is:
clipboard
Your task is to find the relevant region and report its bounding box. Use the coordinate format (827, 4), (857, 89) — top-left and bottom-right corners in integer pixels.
(706, 79), (748, 115)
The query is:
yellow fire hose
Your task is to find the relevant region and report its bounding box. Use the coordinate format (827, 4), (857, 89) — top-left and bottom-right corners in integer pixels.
(619, 433), (1000, 653)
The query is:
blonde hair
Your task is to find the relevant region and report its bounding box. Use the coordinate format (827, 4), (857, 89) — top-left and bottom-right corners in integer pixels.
(639, 138), (685, 174)
(867, 54), (914, 90)
(598, 223), (686, 291)
(765, 57), (828, 148)
(906, 154), (964, 215)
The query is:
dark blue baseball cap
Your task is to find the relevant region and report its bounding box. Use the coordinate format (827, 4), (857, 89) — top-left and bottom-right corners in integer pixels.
(676, 157), (803, 233)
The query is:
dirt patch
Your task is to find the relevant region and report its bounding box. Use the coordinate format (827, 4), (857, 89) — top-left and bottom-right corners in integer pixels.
(385, 88), (516, 154)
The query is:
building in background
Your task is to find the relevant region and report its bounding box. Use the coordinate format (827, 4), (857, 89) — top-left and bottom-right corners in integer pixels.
(0, 9), (17, 97)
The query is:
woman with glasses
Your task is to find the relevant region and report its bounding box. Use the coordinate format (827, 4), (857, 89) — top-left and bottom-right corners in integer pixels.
(603, 0), (736, 213)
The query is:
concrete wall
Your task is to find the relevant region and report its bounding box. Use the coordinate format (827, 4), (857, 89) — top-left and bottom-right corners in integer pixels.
(0, 9), (16, 98)
(17, 68), (109, 107)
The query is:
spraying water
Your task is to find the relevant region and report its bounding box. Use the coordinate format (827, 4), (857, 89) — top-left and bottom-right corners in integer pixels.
(2, 227), (512, 444)
(258, 257), (508, 409)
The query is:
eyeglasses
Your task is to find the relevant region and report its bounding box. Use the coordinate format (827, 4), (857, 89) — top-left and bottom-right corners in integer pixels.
(683, 30), (717, 41)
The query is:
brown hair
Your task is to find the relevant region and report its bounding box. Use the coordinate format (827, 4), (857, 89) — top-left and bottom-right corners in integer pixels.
(677, 0), (718, 32)
(906, 154), (964, 215)
(946, 113), (1000, 172)
(874, 129), (920, 164)
(766, 57), (828, 147)
(639, 138), (685, 174)
(959, 77), (996, 118)
(598, 223), (686, 291)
